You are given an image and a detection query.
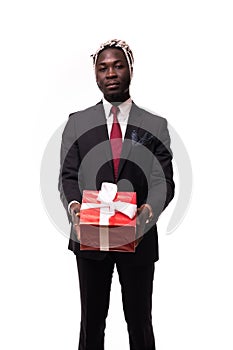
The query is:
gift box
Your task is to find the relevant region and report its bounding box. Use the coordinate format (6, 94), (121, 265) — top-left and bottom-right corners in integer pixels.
(79, 183), (137, 252)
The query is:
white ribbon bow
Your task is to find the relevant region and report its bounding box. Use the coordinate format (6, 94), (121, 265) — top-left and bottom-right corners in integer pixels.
(81, 182), (137, 225)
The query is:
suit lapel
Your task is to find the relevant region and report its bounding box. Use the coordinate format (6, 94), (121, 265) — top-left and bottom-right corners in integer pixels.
(92, 102), (115, 176)
(117, 103), (144, 179)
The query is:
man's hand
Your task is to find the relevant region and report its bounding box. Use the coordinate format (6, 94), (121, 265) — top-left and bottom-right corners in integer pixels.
(135, 205), (151, 247)
(70, 202), (81, 241)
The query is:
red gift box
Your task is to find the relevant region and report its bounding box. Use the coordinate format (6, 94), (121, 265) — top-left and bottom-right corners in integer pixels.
(79, 184), (137, 252)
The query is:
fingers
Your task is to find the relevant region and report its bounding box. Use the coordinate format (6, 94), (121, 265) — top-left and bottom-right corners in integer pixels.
(74, 223), (80, 241)
(71, 205), (80, 223)
(137, 205), (149, 231)
(73, 215), (80, 241)
(71, 204), (81, 241)
(136, 205), (150, 246)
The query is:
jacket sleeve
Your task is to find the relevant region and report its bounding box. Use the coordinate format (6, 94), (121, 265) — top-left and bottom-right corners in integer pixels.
(146, 118), (175, 222)
(58, 114), (82, 222)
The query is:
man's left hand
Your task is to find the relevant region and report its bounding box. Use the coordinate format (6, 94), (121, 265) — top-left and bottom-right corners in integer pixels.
(135, 205), (151, 247)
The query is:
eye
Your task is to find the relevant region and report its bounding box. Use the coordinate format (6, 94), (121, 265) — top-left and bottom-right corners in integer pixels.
(99, 67), (107, 72)
(115, 64), (124, 69)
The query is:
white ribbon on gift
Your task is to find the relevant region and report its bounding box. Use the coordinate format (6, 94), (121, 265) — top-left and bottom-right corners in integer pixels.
(81, 182), (137, 250)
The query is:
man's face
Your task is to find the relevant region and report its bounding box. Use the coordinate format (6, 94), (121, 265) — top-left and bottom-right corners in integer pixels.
(95, 48), (131, 102)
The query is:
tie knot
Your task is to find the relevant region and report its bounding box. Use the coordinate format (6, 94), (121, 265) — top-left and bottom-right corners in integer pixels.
(111, 105), (119, 117)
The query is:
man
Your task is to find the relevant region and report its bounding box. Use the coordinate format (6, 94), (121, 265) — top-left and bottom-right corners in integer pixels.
(58, 39), (175, 350)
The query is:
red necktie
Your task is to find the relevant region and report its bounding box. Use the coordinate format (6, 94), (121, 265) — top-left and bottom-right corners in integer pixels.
(110, 105), (122, 181)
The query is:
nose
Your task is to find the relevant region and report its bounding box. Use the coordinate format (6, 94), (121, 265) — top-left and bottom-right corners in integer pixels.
(106, 66), (117, 78)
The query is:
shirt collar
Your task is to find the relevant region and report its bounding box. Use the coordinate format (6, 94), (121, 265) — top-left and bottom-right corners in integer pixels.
(102, 97), (132, 119)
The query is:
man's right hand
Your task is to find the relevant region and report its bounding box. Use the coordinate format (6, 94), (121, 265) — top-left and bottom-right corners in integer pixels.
(70, 202), (81, 241)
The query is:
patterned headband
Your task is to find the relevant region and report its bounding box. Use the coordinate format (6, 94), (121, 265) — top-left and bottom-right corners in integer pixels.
(91, 39), (134, 75)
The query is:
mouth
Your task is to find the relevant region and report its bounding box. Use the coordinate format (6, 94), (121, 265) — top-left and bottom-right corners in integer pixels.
(106, 81), (120, 89)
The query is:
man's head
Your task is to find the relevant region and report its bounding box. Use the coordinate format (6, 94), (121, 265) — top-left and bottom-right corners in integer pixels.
(91, 39), (134, 103)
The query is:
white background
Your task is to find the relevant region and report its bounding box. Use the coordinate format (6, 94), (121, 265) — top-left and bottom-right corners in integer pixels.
(1, 0), (233, 349)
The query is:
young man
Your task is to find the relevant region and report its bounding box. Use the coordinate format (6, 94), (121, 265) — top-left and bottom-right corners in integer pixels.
(59, 39), (175, 350)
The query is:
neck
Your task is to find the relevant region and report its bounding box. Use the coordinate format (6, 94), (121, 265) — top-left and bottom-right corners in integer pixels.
(104, 91), (130, 104)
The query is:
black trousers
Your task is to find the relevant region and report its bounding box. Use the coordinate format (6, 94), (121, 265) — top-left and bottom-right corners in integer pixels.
(76, 254), (156, 350)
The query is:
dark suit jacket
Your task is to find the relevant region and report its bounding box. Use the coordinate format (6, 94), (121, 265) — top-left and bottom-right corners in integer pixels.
(58, 101), (175, 265)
